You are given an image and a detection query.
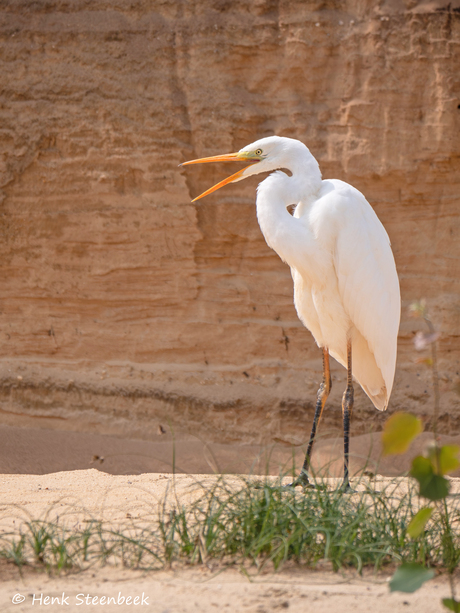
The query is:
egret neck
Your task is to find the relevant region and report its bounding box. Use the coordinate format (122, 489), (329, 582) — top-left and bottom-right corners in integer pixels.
(255, 157), (322, 271)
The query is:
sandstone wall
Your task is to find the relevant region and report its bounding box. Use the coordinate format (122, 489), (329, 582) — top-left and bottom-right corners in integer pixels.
(0, 0), (459, 445)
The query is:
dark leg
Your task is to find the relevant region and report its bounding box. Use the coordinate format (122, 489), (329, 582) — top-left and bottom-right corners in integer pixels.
(289, 348), (331, 487)
(341, 339), (354, 491)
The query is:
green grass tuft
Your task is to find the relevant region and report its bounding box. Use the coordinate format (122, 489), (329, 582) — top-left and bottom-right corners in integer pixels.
(0, 475), (459, 575)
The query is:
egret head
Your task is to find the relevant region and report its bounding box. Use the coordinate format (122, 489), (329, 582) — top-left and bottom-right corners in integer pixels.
(180, 136), (304, 202)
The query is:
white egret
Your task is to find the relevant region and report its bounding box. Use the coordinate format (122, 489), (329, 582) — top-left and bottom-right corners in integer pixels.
(181, 136), (400, 489)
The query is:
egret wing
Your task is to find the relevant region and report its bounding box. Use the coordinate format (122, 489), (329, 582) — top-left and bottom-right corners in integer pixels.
(331, 184), (400, 405)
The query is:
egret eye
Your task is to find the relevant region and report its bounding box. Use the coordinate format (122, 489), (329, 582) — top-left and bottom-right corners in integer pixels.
(255, 149), (263, 155)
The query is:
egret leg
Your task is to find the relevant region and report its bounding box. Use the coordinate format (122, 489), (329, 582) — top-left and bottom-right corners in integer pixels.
(289, 348), (331, 488)
(341, 340), (354, 491)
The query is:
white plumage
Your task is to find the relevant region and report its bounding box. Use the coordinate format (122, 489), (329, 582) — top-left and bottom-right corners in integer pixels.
(182, 135), (401, 488)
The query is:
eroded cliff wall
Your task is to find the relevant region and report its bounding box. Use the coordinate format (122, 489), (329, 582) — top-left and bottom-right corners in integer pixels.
(0, 0), (459, 445)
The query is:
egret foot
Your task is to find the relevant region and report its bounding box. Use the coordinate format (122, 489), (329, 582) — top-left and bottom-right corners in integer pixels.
(338, 480), (354, 493)
(284, 473), (329, 491)
(283, 471), (314, 489)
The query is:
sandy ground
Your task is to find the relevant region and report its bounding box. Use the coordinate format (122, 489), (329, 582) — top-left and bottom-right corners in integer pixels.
(0, 469), (458, 612)
(1, 425), (459, 612)
(0, 562), (453, 613)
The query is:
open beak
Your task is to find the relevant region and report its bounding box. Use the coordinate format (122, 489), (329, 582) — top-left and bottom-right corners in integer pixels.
(180, 152), (259, 202)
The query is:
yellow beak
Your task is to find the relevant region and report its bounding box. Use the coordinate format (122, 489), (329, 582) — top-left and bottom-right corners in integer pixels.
(180, 152), (259, 202)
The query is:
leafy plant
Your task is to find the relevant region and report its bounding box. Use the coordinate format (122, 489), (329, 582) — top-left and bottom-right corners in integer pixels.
(383, 300), (460, 610)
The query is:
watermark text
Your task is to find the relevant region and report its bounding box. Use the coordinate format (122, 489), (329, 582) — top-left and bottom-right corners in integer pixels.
(12, 592), (149, 606)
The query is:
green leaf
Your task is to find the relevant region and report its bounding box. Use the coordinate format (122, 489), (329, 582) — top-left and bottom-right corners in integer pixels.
(410, 455), (432, 479)
(443, 598), (460, 612)
(407, 507), (433, 538)
(389, 563), (435, 593)
(421, 474), (450, 500)
(382, 413), (423, 456)
(410, 456), (450, 501)
(427, 445), (460, 476)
